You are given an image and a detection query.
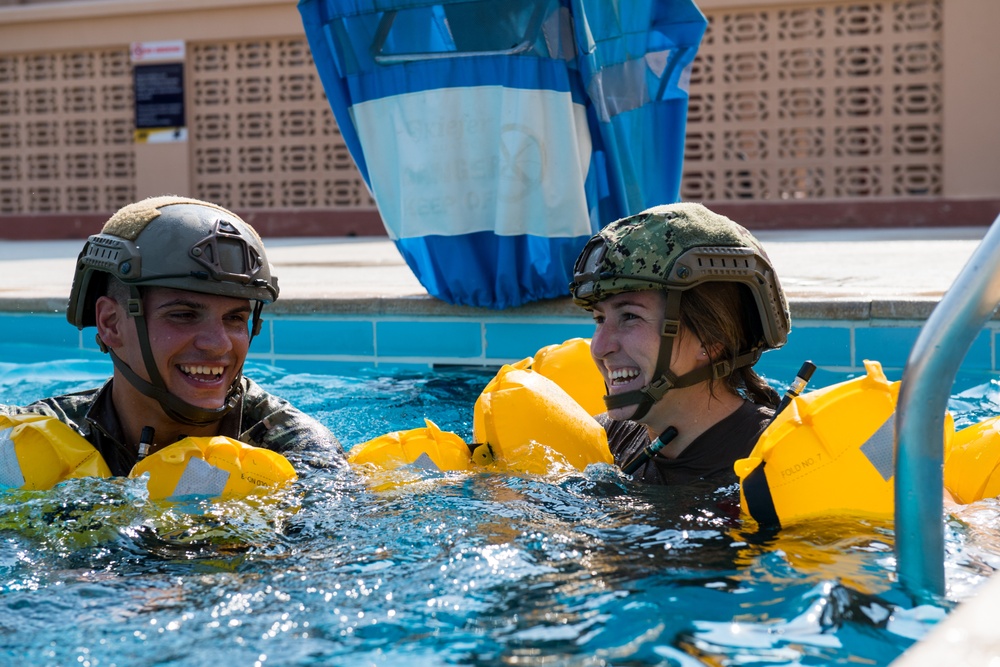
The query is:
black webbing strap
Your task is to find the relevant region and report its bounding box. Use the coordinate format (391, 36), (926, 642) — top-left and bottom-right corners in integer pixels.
(742, 462), (781, 528)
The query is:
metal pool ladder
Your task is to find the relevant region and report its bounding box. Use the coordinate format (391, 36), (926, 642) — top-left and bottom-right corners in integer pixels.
(895, 213), (1000, 601)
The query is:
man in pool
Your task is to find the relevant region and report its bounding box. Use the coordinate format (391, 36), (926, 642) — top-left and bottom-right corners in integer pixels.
(2, 195), (345, 475)
(569, 202), (791, 486)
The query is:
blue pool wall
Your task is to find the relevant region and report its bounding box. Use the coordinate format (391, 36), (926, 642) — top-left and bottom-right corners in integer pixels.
(1, 309), (996, 387)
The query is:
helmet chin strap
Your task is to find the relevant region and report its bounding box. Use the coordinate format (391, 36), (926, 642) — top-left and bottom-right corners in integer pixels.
(601, 290), (757, 422)
(107, 286), (258, 428)
(108, 348), (242, 427)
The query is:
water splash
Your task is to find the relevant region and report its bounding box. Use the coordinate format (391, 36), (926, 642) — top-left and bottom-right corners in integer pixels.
(1, 357), (998, 665)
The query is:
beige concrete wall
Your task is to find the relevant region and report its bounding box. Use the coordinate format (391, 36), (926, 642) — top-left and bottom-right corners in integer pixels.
(0, 0), (304, 49)
(0, 0), (309, 205)
(691, 0), (999, 201)
(0, 0), (374, 222)
(941, 0), (1000, 198)
(0, 0), (996, 230)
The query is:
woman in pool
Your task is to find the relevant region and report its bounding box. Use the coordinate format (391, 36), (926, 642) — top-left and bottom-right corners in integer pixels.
(569, 202), (791, 486)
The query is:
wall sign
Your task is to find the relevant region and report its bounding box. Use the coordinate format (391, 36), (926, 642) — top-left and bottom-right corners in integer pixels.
(130, 40), (186, 64)
(131, 41), (187, 143)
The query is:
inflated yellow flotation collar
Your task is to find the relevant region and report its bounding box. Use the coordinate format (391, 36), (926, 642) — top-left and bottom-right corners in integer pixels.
(525, 338), (606, 417)
(0, 413), (112, 490)
(736, 360), (902, 527)
(0, 414), (294, 500)
(736, 359), (956, 526)
(349, 365), (612, 475)
(944, 417), (1000, 504)
(130, 436), (297, 500)
(473, 363), (612, 473)
(348, 419), (473, 471)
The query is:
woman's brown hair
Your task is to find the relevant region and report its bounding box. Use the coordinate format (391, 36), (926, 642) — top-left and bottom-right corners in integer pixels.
(680, 282), (780, 407)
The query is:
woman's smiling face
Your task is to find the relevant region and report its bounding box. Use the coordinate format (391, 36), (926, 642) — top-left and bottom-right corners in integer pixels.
(589, 290), (665, 422)
(589, 289), (706, 424)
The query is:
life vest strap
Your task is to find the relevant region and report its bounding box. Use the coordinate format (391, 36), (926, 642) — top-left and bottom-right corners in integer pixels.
(742, 462), (781, 528)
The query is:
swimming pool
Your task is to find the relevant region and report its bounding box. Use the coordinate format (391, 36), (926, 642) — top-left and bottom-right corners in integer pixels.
(3, 350), (1000, 666)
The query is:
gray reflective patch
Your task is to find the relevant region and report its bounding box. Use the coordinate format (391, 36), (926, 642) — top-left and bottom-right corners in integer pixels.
(408, 452), (441, 472)
(171, 457), (229, 498)
(861, 414), (896, 482)
(0, 428), (25, 489)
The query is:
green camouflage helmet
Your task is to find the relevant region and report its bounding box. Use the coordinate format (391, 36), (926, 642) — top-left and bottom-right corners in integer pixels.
(68, 196), (279, 329)
(570, 202), (790, 350)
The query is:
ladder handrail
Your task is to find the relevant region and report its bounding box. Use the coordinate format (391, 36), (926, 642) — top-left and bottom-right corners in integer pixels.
(895, 213), (1000, 601)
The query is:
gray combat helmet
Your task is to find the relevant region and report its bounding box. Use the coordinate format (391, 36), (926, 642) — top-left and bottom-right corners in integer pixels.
(67, 196), (280, 427)
(570, 202), (790, 420)
(68, 195), (278, 329)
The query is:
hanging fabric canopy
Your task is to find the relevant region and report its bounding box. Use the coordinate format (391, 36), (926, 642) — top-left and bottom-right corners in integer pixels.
(299, 0), (706, 309)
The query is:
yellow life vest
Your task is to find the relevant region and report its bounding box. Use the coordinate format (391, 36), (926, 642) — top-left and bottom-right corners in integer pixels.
(130, 435), (297, 500)
(348, 419), (473, 471)
(944, 416), (1000, 504)
(527, 338), (607, 417)
(350, 365), (612, 476)
(736, 360), (907, 527)
(474, 363), (612, 474)
(0, 413), (294, 501)
(0, 413), (112, 490)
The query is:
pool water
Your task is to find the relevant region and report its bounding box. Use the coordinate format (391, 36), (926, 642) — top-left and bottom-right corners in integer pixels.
(2, 356), (1000, 666)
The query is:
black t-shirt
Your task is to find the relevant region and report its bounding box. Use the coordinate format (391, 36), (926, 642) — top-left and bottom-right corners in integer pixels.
(598, 401), (774, 486)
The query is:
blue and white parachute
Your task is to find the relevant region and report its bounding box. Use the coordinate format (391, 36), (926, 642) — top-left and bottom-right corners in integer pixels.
(299, 0), (706, 309)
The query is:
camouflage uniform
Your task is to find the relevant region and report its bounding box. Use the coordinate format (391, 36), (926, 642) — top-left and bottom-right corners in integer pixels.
(6, 377), (345, 477)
